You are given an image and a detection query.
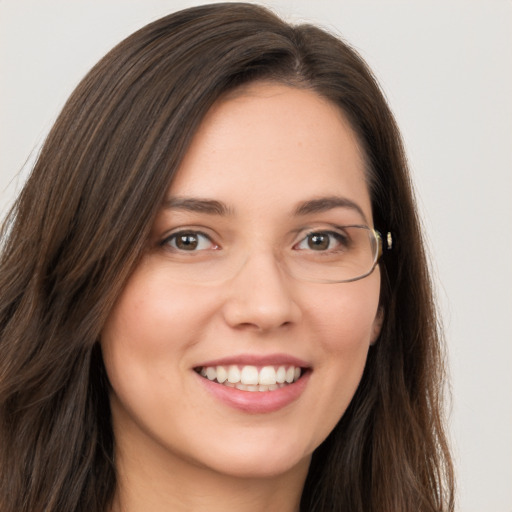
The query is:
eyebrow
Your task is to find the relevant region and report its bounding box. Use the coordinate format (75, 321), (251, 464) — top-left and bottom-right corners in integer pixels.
(293, 196), (368, 223)
(163, 197), (232, 216)
(162, 195), (368, 222)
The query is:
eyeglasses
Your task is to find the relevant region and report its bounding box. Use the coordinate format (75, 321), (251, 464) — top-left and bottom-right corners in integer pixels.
(159, 225), (392, 284)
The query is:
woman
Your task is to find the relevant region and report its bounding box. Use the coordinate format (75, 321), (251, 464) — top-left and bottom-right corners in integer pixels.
(0, 3), (454, 511)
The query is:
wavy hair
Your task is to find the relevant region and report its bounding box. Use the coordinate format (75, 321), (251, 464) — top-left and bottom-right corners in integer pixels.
(0, 3), (454, 511)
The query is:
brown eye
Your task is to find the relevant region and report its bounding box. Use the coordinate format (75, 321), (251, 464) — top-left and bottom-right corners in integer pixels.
(294, 230), (349, 252)
(175, 233), (199, 250)
(163, 231), (215, 251)
(308, 233), (329, 250)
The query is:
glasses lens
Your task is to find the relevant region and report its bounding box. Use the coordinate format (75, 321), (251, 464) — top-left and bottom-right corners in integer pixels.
(286, 226), (380, 283)
(159, 226), (381, 285)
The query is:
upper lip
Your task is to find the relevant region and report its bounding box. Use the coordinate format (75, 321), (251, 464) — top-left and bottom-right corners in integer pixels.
(194, 353), (311, 369)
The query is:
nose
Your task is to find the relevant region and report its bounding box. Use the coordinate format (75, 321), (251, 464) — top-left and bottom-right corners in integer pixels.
(221, 252), (302, 332)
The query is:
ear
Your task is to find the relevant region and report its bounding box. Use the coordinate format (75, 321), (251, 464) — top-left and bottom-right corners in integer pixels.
(370, 307), (384, 345)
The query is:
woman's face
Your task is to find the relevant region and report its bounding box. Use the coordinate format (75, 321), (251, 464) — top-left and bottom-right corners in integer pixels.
(101, 83), (382, 481)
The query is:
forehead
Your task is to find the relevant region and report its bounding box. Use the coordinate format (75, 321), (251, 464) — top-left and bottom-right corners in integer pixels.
(168, 82), (372, 221)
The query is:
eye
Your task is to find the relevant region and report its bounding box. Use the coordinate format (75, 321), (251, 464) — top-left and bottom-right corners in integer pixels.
(294, 230), (348, 251)
(162, 231), (218, 252)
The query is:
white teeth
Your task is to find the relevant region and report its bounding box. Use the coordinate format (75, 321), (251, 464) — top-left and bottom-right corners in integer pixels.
(198, 364), (304, 391)
(216, 366), (228, 383)
(240, 366), (259, 385)
(227, 365), (241, 383)
(276, 366), (286, 383)
(259, 366), (277, 385)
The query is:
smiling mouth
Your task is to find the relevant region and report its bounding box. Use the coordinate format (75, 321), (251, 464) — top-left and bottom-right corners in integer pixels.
(194, 364), (304, 392)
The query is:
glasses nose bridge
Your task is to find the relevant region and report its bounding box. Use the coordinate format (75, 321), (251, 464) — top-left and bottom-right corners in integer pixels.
(220, 235), (302, 331)
(229, 236), (288, 283)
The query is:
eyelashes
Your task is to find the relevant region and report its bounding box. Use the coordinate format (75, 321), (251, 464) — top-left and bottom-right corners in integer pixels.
(161, 231), (218, 252)
(293, 230), (349, 252)
(160, 228), (351, 254)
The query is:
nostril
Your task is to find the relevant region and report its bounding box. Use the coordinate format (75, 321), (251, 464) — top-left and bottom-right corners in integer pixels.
(221, 284), (301, 332)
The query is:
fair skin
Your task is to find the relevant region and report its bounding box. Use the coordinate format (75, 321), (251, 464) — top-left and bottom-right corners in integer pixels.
(102, 82), (382, 512)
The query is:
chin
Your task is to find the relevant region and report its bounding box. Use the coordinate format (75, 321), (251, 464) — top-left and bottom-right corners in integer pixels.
(202, 450), (311, 480)
(180, 427), (314, 480)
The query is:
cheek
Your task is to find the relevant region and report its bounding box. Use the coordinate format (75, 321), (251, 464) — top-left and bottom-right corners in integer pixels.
(308, 274), (381, 353)
(313, 296), (374, 388)
(100, 272), (182, 400)
(103, 265), (212, 358)
(99, 266), (214, 435)
(299, 277), (380, 435)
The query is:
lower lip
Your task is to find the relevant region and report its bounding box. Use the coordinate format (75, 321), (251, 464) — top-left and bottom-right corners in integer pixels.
(196, 371), (311, 414)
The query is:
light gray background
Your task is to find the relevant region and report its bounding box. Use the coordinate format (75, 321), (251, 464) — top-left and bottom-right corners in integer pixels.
(1, 1), (511, 510)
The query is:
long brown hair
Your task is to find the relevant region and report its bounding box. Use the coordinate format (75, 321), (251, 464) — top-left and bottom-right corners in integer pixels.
(0, 3), (454, 511)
